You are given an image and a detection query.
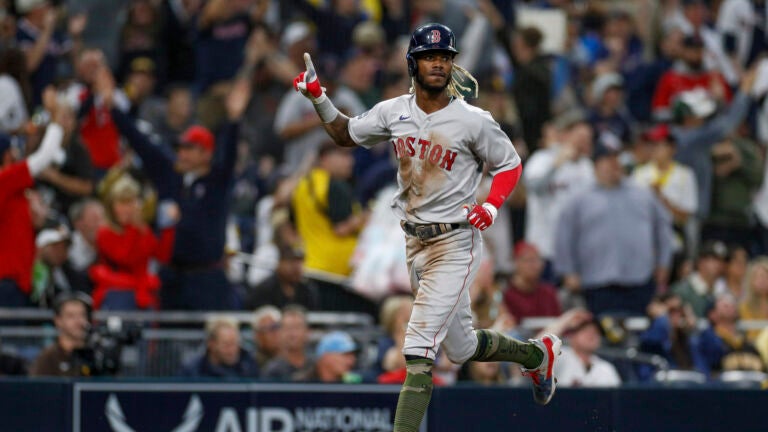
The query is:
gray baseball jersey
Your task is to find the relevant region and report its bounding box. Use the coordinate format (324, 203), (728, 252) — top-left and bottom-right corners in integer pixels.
(348, 94), (521, 224)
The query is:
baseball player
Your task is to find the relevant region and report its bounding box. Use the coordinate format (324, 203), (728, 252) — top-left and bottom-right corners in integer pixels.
(294, 23), (561, 431)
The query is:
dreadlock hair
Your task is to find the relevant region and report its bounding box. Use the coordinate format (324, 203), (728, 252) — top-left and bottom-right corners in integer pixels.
(409, 62), (479, 100)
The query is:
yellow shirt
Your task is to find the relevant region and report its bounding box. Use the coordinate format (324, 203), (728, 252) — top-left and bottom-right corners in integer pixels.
(291, 169), (358, 277)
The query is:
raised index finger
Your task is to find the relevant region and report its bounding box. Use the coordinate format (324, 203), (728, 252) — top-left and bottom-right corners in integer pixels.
(303, 52), (316, 74)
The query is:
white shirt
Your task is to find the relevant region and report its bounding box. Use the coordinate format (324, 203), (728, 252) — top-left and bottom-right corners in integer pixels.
(716, 0), (756, 67)
(523, 147), (594, 259)
(68, 231), (96, 272)
(555, 346), (622, 388)
(348, 94), (520, 223)
(632, 162), (698, 215)
(0, 74), (28, 133)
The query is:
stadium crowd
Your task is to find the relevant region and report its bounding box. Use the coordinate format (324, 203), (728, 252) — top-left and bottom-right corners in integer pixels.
(0, 0), (767, 386)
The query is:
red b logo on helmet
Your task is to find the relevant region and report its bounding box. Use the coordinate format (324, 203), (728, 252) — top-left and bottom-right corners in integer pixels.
(430, 29), (441, 43)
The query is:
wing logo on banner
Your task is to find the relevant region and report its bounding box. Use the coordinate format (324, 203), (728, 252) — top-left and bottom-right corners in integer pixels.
(105, 393), (203, 432)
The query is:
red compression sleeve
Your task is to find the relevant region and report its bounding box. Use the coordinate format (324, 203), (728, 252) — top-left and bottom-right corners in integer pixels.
(485, 164), (522, 208)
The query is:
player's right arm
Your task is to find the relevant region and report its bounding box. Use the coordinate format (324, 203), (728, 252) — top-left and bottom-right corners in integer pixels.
(293, 53), (362, 148)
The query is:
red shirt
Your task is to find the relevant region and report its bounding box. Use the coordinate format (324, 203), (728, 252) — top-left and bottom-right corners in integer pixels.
(90, 224), (174, 308)
(0, 162), (35, 293)
(79, 89), (121, 169)
(651, 69), (732, 115)
(503, 281), (562, 322)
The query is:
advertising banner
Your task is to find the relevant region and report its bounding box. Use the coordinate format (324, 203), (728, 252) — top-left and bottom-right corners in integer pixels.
(73, 383), (424, 432)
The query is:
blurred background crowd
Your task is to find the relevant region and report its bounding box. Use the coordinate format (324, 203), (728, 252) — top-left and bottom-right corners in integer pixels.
(0, 0), (767, 388)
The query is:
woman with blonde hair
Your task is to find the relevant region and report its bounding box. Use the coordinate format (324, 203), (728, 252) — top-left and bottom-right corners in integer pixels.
(89, 175), (176, 310)
(739, 257), (768, 342)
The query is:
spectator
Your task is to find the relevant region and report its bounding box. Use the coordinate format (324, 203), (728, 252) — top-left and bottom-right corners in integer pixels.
(100, 68), (252, 310)
(15, 0), (84, 104)
(245, 244), (319, 311)
(70, 49), (126, 175)
(238, 25), (298, 162)
(194, 0), (253, 94)
(701, 137), (764, 250)
(551, 309), (622, 387)
(123, 57), (160, 119)
(672, 240), (729, 318)
(291, 142), (372, 313)
(67, 199), (106, 275)
(671, 0), (738, 85)
(180, 315), (259, 378)
(376, 295), (413, 374)
(31, 224), (90, 308)
(626, 27), (682, 122)
(587, 72), (634, 146)
(723, 245), (748, 300)
(0, 115), (64, 307)
(502, 242), (561, 324)
(117, 0), (161, 82)
(274, 56), (365, 174)
(458, 361), (503, 386)
(89, 176), (176, 310)
(147, 84), (194, 146)
(671, 66), (761, 221)
(251, 305), (282, 369)
(159, 0), (202, 85)
(632, 124), (698, 280)
(524, 112), (594, 277)
(294, 330), (361, 383)
(510, 26), (551, 152)
(740, 257), (768, 342)
(554, 132), (674, 316)
(638, 292), (701, 381)
(261, 305), (313, 381)
(287, 0), (366, 58)
(651, 34), (731, 121)
(35, 98), (94, 217)
(0, 47), (30, 133)
(29, 292), (91, 377)
(696, 294), (765, 378)
(0, 341), (27, 376)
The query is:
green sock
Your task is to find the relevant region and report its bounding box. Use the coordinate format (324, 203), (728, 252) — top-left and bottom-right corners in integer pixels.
(393, 358), (434, 432)
(469, 329), (543, 369)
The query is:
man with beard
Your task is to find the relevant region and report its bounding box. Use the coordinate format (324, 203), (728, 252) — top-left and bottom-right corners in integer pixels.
(651, 34), (732, 121)
(292, 22), (561, 432)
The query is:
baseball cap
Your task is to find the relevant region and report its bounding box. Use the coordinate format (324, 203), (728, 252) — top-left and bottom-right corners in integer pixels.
(642, 124), (673, 143)
(592, 131), (623, 161)
(179, 126), (215, 152)
(698, 240), (729, 260)
(513, 241), (539, 259)
(16, 0), (49, 14)
(315, 331), (357, 356)
(590, 72), (624, 103)
(36, 225), (71, 248)
(281, 21), (312, 50)
(563, 313), (605, 338)
(129, 57), (156, 75)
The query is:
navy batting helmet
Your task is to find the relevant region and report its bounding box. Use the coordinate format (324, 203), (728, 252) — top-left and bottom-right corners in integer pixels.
(406, 23), (459, 77)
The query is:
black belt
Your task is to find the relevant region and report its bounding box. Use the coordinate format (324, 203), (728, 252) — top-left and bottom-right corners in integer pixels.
(400, 221), (469, 240)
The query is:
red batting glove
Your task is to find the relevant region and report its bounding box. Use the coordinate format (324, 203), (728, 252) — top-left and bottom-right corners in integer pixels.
(463, 203), (498, 231)
(293, 53), (324, 100)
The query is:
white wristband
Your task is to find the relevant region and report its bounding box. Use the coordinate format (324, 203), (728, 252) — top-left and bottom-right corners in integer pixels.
(482, 202), (498, 222)
(27, 123), (63, 177)
(314, 94), (340, 123)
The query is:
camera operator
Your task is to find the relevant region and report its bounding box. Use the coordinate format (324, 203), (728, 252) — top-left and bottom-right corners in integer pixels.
(29, 292), (90, 377)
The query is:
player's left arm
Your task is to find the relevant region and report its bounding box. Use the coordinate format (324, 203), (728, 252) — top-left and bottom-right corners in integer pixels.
(465, 113), (522, 231)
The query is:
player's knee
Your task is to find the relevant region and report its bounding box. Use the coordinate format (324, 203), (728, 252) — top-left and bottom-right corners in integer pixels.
(444, 346), (474, 365)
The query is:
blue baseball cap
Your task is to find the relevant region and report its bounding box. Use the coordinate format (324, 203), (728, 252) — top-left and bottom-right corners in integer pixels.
(592, 131), (623, 161)
(315, 331), (357, 356)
